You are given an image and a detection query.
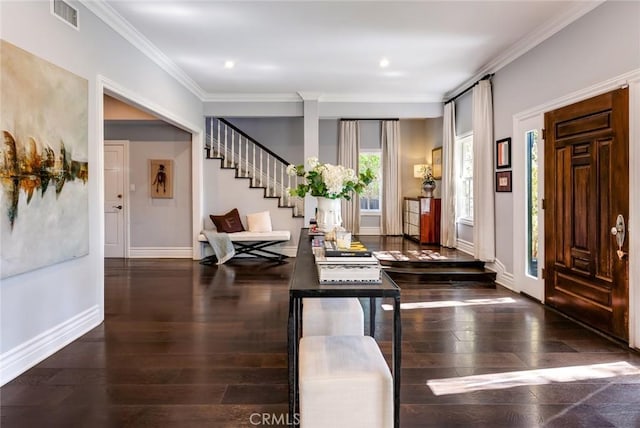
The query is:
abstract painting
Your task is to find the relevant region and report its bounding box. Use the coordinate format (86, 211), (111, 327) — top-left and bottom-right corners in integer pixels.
(1, 40), (89, 278)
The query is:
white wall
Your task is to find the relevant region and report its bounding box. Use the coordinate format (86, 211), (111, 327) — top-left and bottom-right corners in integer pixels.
(0, 1), (203, 384)
(492, 0), (640, 273)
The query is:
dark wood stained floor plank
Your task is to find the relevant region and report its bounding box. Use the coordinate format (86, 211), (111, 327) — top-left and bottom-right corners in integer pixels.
(2, 240), (640, 427)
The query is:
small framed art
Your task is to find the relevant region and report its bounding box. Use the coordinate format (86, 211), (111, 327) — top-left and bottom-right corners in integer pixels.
(496, 137), (511, 169)
(431, 147), (442, 179)
(496, 170), (512, 192)
(150, 159), (173, 198)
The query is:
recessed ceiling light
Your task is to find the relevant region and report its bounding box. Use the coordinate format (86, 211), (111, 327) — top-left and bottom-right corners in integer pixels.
(379, 58), (390, 68)
(224, 60), (235, 69)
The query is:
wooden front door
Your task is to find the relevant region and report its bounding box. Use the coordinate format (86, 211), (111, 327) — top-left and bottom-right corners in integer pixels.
(544, 88), (629, 341)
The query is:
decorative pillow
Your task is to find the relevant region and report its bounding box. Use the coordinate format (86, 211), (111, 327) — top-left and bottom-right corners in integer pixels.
(246, 211), (273, 233)
(210, 208), (244, 233)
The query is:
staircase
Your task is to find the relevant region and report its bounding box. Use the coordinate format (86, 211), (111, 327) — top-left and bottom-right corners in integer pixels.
(205, 117), (304, 218)
(380, 259), (497, 287)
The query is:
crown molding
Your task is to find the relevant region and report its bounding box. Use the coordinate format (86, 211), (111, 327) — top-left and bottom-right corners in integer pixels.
(202, 92), (442, 104)
(202, 93), (303, 103)
(319, 93), (442, 103)
(444, 1), (605, 101)
(79, 0), (206, 100)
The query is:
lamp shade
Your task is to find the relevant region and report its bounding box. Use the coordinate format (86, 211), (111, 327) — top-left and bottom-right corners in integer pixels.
(413, 164), (427, 178)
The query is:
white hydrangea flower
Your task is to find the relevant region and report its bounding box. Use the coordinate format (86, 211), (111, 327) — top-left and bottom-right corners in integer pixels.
(307, 157), (319, 169)
(286, 164), (297, 176)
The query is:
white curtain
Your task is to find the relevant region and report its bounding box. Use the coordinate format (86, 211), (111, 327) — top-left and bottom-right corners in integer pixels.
(339, 120), (360, 232)
(441, 102), (457, 248)
(381, 120), (403, 235)
(472, 80), (495, 262)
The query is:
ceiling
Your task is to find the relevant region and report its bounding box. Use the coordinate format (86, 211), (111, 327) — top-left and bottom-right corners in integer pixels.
(90, 1), (602, 102)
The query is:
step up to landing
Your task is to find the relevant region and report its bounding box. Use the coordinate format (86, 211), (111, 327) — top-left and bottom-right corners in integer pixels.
(375, 252), (496, 287)
(382, 265), (496, 287)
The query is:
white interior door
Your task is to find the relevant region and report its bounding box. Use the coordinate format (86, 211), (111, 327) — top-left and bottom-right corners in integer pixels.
(104, 141), (128, 258)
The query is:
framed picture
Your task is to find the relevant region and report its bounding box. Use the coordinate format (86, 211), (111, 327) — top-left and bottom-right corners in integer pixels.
(431, 147), (442, 179)
(496, 170), (512, 192)
(496, 137), (511, 169)
(150, 159), (173, 198)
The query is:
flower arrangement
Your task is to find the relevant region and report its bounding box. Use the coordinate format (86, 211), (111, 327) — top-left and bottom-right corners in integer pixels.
(419, 165), (436, 186)
(286, 157), (375, 200)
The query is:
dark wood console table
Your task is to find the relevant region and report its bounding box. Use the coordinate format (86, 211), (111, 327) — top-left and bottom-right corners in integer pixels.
(288, 229), (402, 428)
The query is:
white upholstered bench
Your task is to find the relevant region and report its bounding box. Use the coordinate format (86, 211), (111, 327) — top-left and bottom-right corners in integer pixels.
(198, 230), (290, 262)
(299, 335), (393, 428)
(302, 298), (364, 336)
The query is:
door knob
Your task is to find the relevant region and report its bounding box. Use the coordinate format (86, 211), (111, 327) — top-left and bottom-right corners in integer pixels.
(611, 214), (626, 260)
(113, 205), (123, 210)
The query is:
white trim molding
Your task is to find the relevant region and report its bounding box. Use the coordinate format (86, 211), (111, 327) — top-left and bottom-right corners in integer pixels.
(456, 239), (474, 256)
(359, 227), (382, 236)
(486, 259), (516, 292)
(628, 75), (640, 349)
(0, 305), (101, 386)
(128, 247), (193, 258)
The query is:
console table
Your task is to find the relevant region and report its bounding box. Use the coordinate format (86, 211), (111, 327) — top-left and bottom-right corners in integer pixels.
(288, 229), (402, 428)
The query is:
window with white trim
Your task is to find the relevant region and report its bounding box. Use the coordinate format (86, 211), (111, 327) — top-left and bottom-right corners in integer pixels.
(456, 134), (473, 224)
(359, 151), (381, 212)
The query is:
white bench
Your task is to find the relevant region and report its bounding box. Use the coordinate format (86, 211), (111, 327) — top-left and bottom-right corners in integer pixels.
(302, 298), (364, 336)
(199, 230), (290, 262)
(299, 335), (393, 428)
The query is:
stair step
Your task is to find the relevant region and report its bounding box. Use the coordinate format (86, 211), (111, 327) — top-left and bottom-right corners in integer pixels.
(378, 259), (486, 269)
(384, 266), (496, 286)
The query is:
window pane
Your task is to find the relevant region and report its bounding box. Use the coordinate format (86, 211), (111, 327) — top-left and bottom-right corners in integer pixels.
(359, 152), (381, 212)
(456, 135), (473, 221)
(526, 130), (539, 277)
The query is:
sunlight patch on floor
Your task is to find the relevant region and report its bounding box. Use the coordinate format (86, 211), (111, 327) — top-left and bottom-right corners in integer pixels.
(381, 297), (516, 311)
(427, 361), (640, 395)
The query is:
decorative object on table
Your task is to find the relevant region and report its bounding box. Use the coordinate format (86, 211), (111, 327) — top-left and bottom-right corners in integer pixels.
(431, 147), (443, 179)
(336, 230), (352, 249)
(324, 240), (372, 258)
(413, 164), (436, 198)
(496, 170), (512, 192)
(149, 159), (173, 198)
(287, 157), (374, 231)
(1, 40), (89, 279)
(496, 137), (511, 169)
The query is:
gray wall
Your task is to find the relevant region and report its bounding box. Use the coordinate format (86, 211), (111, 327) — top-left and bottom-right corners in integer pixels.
(319, 119), (339, 164)
(492, 0), (640, 272)
(129, 141), (192, 247)
(1, 0), (202, 382)
(454, 91), (473, 137)
(227, 117), (305, 165)
(105, 122), (193, 247)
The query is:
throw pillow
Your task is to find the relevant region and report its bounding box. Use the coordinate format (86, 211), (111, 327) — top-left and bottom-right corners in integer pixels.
(210, 208), (245, 233)
(246, 211), (273, 233)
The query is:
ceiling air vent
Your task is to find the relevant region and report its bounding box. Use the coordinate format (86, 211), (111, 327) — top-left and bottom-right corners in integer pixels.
(51, 0), (79, 30)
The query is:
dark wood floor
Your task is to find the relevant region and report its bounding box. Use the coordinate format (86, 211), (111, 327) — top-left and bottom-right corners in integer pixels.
(3, 237), (640, 427)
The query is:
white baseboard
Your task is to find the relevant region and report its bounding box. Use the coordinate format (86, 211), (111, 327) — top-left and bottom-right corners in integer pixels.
(486, 258), (515, 291)
(0, 305), (102, 386)
(280, 246), (298, 257)
(359, 227), (381, 235)
(129, 247), (193, 258)
(456, 239), (474, 256)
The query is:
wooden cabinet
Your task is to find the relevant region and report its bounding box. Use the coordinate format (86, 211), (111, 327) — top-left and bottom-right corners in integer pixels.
(403, 197), (441, 245)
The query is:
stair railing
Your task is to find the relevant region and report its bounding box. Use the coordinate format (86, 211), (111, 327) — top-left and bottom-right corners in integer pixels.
(205, 117), (303, 216)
